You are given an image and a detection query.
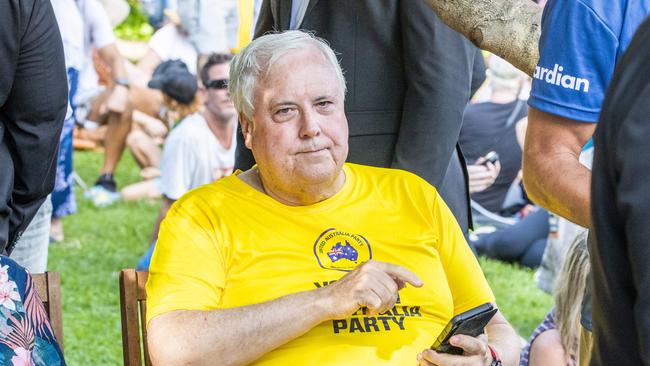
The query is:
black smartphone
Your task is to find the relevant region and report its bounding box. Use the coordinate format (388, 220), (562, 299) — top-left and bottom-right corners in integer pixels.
(481, 151), (500, 165)
(430, 303), (498, 355)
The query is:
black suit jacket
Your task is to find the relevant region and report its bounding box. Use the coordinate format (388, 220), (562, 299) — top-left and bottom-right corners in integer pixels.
(236, 0), (484, 232)
(590, 16), (650, 366)
(0, 0), (67, 254)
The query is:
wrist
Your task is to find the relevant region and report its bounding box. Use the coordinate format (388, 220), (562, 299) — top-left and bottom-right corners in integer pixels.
(114, 77), (130, 88)
(313, 285), (336, 320)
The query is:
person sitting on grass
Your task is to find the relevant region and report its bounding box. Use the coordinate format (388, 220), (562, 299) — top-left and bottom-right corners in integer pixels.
(520, 232), (589, 366)
(145, 30), (520, 366)
(134, 53), (237, 270)
(119, 60), (201, 202)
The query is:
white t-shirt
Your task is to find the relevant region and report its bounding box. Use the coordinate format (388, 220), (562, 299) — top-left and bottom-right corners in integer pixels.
(51, 0), (84, 70)
(160, 113), (237, 200)
(148, 24), (198, 75)
(76, 0), (117, 96)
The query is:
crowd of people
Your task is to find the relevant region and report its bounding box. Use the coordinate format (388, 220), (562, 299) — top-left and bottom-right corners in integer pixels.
(0, 0), (649, 364)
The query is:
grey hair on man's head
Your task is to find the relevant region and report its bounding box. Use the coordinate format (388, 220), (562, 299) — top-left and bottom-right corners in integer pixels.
(228, 30), (347, 121)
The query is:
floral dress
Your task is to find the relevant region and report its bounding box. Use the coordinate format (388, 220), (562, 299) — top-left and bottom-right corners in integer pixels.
(0, 257), (65, 365)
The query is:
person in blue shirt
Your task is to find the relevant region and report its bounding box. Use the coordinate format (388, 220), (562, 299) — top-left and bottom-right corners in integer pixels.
(524, 0), (649, 228)
(522, 1), (650, 365)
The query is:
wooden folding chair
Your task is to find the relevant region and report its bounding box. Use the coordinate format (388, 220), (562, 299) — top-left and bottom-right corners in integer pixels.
(119, 269), (151, 366)
(31, 272), (64, 354)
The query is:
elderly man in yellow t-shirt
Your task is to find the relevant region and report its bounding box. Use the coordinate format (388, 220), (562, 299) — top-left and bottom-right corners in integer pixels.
(146, 30), (521, 366)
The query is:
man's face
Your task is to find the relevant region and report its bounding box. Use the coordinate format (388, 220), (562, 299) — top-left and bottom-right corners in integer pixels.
(244, 46), (348, 189)
(203, 62), (236, 121)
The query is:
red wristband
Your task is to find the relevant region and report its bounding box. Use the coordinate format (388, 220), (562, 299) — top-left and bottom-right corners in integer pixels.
(488, 345), (502, 366)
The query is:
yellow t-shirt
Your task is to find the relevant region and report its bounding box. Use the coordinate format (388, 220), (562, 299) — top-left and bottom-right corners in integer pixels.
(146, 163), (495, 365)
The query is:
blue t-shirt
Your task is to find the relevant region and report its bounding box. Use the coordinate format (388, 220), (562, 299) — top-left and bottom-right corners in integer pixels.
(528, 0), (650, 122)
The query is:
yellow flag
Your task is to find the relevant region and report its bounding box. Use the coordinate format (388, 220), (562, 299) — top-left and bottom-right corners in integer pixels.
(232, 0), (254, 53)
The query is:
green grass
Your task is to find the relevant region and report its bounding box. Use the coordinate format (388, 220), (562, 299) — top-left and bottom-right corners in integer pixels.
(49, 151), (552, 364)
(480, 258), (553, 336)
(49, 152), (158, 365)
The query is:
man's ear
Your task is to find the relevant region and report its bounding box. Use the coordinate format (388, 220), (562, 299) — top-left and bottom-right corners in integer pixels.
(198, 86), (207, 102)
(239, 113), (254, 149)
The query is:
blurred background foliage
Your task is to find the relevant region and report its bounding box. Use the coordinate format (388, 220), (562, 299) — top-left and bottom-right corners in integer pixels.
(114, 0), (154, 41)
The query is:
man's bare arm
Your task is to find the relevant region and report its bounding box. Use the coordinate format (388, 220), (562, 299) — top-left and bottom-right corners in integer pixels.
(97, 43), (128, 81)
(523, 107), (596, 227)
(147, 261), (422, 366)
(97, 44), (130, 113)
(148, 288), (329, 366)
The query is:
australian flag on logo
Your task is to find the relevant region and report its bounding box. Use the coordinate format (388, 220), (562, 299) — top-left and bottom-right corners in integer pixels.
(327, 241), (358, 262)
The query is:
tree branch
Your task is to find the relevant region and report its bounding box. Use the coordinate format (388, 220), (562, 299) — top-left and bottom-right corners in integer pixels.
(424, 0), (542, 76)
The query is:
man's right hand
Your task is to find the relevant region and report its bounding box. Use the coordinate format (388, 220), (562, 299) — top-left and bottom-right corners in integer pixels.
(319, 260), (423, 319)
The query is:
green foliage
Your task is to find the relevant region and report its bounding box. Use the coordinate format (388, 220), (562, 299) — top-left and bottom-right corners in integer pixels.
(50, 151), (552, 364)
(114, 0), (154, 41)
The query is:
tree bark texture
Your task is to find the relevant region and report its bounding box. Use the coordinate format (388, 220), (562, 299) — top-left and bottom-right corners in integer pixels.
(424, 0), (542, 76)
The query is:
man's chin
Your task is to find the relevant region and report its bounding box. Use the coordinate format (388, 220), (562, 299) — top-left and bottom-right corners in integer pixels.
(217, 111), (237, 122)
(294, 162), (341, 184)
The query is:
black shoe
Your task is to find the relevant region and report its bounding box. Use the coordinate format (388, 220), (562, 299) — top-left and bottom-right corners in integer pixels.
(95, 173), (117, 192)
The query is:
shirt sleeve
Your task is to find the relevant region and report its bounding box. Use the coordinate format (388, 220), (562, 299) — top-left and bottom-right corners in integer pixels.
(148, 24), (173, 61)
(84, 0), (116, 49)
(432, 191), (496, 315)
(528, 0), (618, 123)
(159, 134), (196, 200)
(146, 194), (227, 323)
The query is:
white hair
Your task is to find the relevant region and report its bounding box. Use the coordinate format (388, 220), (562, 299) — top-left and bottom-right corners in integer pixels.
(228, 30), (347, 121)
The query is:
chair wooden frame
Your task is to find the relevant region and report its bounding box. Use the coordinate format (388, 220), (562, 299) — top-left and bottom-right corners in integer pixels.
(32, 272), (64, 354)
(119, 269), (151, 366)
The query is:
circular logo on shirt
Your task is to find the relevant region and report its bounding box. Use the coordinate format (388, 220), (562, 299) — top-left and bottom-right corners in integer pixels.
(313, 228), (372, 272)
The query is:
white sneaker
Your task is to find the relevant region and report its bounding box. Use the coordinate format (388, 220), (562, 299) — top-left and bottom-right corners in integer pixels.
(85, 185), (120, 207)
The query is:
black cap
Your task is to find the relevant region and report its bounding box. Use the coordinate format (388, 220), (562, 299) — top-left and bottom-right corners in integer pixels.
(148, 60), (197, 104)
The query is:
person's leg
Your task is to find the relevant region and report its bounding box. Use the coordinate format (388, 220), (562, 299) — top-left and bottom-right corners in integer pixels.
(82, 92), (122, 205)
(126, 129), (162, 170)
(88, 87), (162, 206)
(520, 237), (548, 268)
(99, 107), (133, 181)
(120, 179), (162, 201)
(10, 198), (51, 273)
(474, 209), (549, 261)
(127, 130), (150, 169)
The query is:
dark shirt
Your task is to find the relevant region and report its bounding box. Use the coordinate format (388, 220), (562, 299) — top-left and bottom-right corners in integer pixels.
(460, 100), (527, 213)
(590, 15), (650, 365)
(0, 0), (67, 253)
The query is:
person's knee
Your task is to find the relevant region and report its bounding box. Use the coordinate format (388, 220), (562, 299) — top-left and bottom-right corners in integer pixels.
(126, 130), (147, 148)
(521, 238), (547, 268)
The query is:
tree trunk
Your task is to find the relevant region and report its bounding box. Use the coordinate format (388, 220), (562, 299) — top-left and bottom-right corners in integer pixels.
(424, 0), (542, 77)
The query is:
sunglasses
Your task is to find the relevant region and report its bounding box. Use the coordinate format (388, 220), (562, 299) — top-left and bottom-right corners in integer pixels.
(204, 79), (229, 90)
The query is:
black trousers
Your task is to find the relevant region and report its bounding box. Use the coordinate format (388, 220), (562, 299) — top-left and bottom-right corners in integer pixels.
(0, 0), (68, 254)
